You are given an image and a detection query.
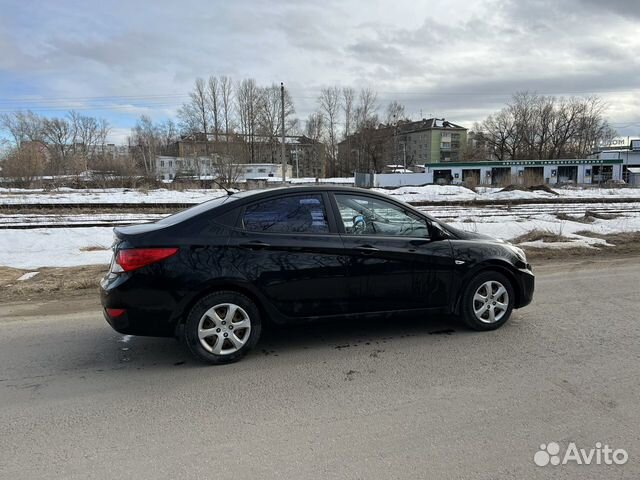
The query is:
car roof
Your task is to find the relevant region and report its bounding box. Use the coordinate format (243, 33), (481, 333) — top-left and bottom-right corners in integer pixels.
(229, 185), (376, 200)
(203, 185), (402, 214)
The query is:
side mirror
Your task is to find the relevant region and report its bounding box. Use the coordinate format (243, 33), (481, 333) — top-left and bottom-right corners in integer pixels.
(429, 223), (447, 241)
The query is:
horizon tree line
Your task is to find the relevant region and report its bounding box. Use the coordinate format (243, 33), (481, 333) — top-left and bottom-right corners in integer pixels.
(0, 81), (621, 181)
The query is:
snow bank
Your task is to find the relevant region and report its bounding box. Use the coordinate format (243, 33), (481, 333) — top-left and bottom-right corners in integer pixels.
(1, 211), (639, 269)
(2, 185), (640, 205)
(0, 227), (113, 269)
(0, 188), (228, 205)
(374, 185), (479, 202)
(378, 185), (640, 203)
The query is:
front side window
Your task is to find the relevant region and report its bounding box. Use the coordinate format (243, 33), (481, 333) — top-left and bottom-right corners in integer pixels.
(243, 194), (329, 234)
(335, 194), (429, 237)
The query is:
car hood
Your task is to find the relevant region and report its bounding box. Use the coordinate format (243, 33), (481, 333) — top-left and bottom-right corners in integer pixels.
(447, 226), (506, 243)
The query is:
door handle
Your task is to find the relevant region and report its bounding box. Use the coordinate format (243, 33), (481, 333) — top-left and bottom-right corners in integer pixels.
(239, 241), (270, 250)
(355, 245), (379, 254)
(409, 239), (430, 246)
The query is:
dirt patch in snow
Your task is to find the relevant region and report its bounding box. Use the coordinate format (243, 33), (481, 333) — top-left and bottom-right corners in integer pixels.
(80, 245), (110, 252)
(500, 184), (559, 195)
(555, 212), (595, 224)
(523, 232), (640, 261)
(0, 264), (107, 302)
(511, 229), (572, 244)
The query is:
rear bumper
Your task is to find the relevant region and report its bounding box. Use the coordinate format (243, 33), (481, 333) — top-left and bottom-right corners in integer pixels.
(100, 272), (179, 337)
(514, 266), (535, 308)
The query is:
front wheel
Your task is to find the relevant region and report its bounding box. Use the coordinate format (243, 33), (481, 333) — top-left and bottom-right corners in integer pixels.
(184, 291), (262, 364)
(460, 271), (514, 331)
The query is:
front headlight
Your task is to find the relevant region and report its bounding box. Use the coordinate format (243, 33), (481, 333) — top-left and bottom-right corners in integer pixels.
(507, 245), (527, 263)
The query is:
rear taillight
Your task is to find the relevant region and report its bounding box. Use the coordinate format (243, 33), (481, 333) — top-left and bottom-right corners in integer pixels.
(113, 247), (179, 272)
(106, 308), (127, 318)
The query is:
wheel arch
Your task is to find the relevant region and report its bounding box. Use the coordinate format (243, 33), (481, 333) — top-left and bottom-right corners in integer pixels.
(171, 280), (275, 337)
(452, 260), (520, 315)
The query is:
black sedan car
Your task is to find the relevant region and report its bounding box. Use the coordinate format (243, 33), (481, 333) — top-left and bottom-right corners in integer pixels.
(101, 186), (534, 364)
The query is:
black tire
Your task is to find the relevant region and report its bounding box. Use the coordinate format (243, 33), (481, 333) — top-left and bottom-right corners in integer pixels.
(460, 271), (515, 331)
(184, 291), (262, 364)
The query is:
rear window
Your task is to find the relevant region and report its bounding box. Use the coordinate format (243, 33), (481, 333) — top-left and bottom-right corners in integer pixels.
(242, 194), (329, 234)
(157, 194), (237, 226)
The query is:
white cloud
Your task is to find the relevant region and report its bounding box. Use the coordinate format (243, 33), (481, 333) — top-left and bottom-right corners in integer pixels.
(1, 0), (639, 137)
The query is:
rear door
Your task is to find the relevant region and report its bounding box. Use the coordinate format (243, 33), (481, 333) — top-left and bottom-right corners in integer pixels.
(227, 192), (349, 318)
(330, 192), (454, 314)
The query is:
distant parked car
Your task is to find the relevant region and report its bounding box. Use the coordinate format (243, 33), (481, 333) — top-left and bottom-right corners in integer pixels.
(101, 186), (534, 364)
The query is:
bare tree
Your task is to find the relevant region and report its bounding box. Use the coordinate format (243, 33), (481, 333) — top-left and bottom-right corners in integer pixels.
(342, 88), (355, 139)
(207, 76), (221, 142)
(42, 117), (74, 174)
(478, 92), (615, 161)
(352, 88), (380, 173)
(67, 111), (110, 172)
(257, 84), (296, 136)
(385, 100), (406, 125)
(220, 76), (234, 138)
(178, 78), (210, 153)
(354, 88), (378, 130)
(341, 87), (355, 174)
(212, 154), (243, 188)
(256, 84), (296, 163)
(305, 112), (325, 142)
(131, 115), (159, 175)
(0, 111), (43, 147)
(318, 86), (341, 176)
(236, 78), (260, 162)
(0, 144), (47, 186)
(158, 119), (178, 147)
(287, 117), (301, 136)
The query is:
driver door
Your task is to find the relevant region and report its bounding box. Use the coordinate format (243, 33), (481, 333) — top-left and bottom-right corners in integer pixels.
(331, 192), (454, 314)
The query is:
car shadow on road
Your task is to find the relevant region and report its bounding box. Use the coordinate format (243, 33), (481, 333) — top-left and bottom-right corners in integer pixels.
(94, 313), (468, 370)
(257, 313), (463, 356)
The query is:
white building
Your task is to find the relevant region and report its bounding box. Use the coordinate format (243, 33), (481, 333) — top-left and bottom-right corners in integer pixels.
(591, 138), (640, 184)
(155, 156), (292, 182)
(357, 158), (625, 188)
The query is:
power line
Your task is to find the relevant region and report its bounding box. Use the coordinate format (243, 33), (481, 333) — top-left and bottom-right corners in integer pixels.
(0, 93), (189, 104)
(2, 86), (640, 106)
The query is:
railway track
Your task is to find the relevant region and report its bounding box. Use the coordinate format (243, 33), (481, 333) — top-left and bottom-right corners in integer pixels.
(2, 202), (639, 229)
(1, 196), (640, 211)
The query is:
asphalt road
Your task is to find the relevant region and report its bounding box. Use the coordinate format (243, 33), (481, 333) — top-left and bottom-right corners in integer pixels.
(1, 257), (639, 479)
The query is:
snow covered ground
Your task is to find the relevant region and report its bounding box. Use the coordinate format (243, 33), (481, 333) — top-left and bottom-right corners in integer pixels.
(2, 184), (640, 269)
(1, 208), (639, 269)
(0, 187), (229, 205)
(2, 184), (640, 205)
(446, 212), (640, 248)
(377, 185), (640, 203)
(0, 227), (113, 269)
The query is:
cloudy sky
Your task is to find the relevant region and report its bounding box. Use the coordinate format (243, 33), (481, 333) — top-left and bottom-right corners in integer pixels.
(1, 0), (639, 143)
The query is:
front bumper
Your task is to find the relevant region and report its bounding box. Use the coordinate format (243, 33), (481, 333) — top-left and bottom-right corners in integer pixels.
(514, 267), (535, 308)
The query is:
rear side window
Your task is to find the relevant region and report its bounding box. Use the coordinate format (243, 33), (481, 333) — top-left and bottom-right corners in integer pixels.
(242, 194), (329, 234)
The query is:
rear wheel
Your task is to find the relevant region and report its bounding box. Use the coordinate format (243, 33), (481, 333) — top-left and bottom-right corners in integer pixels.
(184, 291), (262, 364)
(460, 271), (514, 331)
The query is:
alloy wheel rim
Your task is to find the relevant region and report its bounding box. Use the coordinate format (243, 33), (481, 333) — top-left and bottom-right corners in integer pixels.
(473, 281), (509, 324)
(197, 303), (251, 355)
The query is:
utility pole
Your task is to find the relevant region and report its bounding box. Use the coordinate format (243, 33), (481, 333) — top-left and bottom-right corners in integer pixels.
(280, 82), (287, 183)
(403, 143), (407, 173)
(393, 114), (398, 168)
